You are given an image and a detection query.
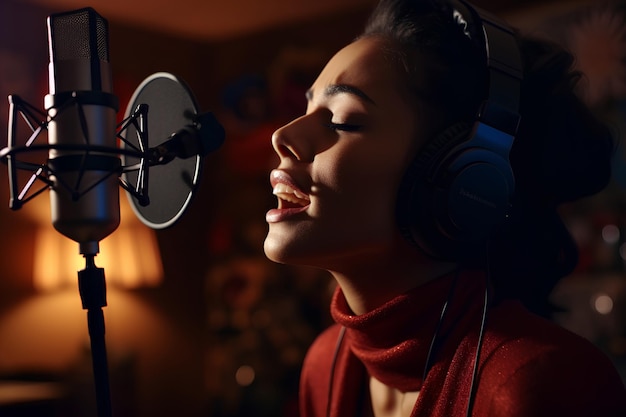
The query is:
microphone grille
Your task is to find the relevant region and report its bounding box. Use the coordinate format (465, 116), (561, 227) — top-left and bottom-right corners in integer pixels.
(48, 7), (109, 63)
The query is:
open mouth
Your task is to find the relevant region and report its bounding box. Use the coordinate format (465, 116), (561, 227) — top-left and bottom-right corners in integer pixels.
(273, 182), (310, 209)
(266, 170), (311, 223)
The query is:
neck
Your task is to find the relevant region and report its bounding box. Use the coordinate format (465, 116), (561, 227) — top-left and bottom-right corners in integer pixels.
(369, 376), (420, 417)
(330, 269), (486, 393)
(329, 250), (456, 315)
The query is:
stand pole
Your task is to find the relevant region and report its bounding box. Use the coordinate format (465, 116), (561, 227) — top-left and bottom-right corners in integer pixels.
(78, 254), (112, 417)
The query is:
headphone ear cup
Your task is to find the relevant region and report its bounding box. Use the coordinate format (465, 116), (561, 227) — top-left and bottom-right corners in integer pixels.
(407, 123), (472, 178)
(397, 123), (471, 252)
(397, 122), (514, 261)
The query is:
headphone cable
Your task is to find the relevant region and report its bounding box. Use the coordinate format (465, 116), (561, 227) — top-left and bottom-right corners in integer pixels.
(465, 243), (492, 417)
(422, 268), (461, 382)
(325, 325), (346, 417)
(465, 274), (490, 417)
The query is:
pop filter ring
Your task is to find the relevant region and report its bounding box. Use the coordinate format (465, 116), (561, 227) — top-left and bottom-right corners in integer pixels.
(121, 72), (204, 230)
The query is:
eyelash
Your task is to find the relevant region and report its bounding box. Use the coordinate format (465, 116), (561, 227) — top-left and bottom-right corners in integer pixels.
(327, 122), (361, 132)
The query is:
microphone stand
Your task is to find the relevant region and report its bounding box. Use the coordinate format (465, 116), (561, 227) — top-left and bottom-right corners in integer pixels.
(78, 252), (112, 417)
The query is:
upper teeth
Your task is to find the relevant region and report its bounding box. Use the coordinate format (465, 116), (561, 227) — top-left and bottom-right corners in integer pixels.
(273, 183), (310, 205)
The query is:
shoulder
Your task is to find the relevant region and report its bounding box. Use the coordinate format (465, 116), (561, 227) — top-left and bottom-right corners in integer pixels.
(299, 324), (346, 417)
(302, 323), (345, 373)
(300, 324), (346, 394)
(475, 301), (626, 417)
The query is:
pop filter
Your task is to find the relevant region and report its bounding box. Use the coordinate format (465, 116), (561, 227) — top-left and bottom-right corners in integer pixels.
(122, 72), (205, 229)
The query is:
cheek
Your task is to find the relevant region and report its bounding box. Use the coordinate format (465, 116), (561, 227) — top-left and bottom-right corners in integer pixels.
(316, 142), (409, 230)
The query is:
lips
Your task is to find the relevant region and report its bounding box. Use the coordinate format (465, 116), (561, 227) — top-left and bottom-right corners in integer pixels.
(266, 170), (310, 223)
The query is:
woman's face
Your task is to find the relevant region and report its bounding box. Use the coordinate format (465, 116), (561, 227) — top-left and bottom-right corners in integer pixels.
(264, 36), (437, 273)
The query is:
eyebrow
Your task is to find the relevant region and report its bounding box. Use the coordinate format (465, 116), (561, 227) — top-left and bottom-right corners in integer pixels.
(306, 84), (376, 106)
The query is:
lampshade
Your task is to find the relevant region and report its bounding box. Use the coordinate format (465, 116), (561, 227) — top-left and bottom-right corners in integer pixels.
(31, 196), (163, 291)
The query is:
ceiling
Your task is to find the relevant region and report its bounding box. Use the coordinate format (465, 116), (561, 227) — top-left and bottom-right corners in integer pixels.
(19, 0), (378, 41)
(17, 0), (595, 42)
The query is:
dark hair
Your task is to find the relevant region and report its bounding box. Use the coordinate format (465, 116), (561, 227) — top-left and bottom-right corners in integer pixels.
(361, 0), (487, 128)
(361, 0), (615, 315)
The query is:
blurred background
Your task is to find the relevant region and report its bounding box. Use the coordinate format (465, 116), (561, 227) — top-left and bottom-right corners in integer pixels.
(0, 0), (625, 416)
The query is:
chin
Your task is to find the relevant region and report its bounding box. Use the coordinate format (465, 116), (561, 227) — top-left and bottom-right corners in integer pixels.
(263, 222), (311, 265)
(263, 233), (291, 265)
(263, 233), (320, 268)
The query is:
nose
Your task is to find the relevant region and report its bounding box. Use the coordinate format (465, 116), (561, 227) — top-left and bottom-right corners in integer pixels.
(271, 115), (314, 162)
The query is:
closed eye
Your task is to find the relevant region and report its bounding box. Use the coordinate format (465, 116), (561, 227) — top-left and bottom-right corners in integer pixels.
(327, 122), (362, 132)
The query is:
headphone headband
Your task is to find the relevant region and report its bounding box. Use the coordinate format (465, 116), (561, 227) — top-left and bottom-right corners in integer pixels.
(453, 0), (522, 135)
(397, 0), (523, 261)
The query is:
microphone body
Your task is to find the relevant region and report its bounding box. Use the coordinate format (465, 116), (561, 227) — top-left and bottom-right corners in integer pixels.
(46, 8), (120, 253)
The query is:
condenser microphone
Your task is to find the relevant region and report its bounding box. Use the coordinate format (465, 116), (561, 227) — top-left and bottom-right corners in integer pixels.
(46, 7), (120, 255)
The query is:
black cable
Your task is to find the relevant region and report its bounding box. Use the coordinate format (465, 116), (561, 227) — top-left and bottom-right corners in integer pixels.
(326, 325), (346, 417)
(420, 259), (491, 417)
(465, 241), (492, 417)
(422, 268), (461, 382)
(465, 276), (490, 417)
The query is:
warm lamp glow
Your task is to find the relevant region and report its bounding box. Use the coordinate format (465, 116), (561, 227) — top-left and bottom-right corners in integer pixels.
(31, 194), (164, 291)
(33, 224), (163, 291)
(98, 224), (163, 288)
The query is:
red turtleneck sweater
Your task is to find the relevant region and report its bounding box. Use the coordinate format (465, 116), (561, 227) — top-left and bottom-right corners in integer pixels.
(299, 270), (626, 417)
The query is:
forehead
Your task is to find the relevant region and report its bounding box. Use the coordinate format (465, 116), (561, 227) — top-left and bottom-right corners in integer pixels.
(310, 36), (409, 104)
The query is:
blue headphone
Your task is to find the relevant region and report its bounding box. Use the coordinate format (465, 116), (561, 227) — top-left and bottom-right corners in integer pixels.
(396, 0), (523, 262)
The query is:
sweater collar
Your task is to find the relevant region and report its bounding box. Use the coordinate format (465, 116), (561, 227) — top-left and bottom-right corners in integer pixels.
(330, 269), (485, 392)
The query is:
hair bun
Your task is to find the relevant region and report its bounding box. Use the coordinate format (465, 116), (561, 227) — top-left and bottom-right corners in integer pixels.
(511, 37), (614, 207)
